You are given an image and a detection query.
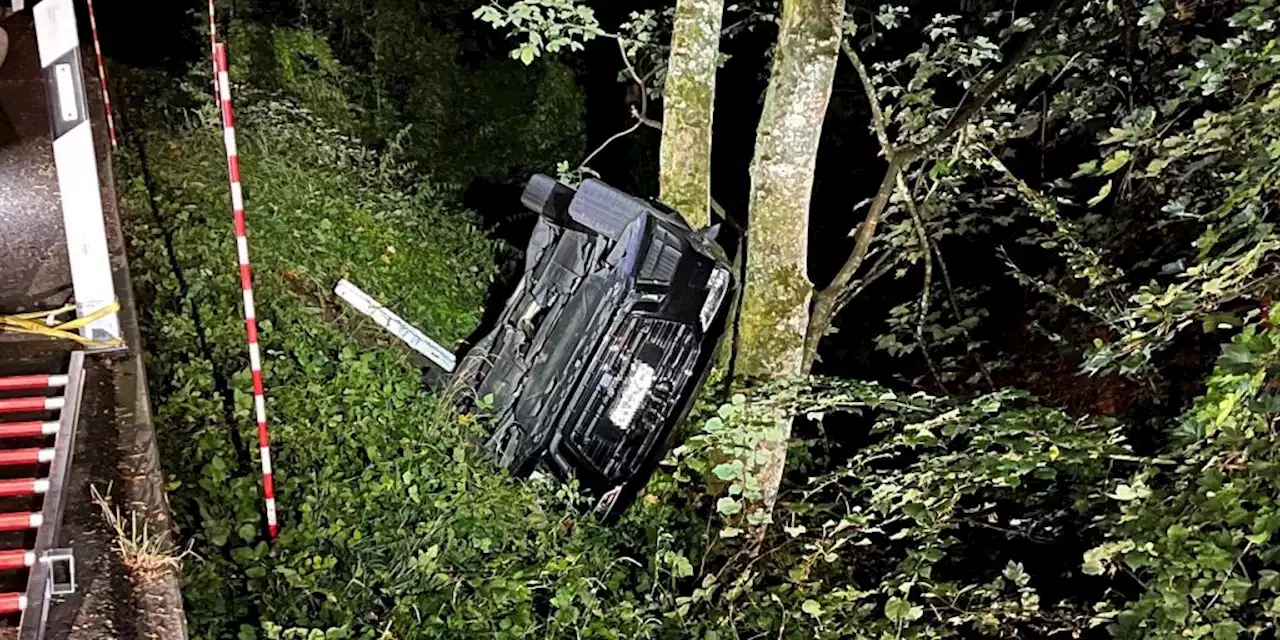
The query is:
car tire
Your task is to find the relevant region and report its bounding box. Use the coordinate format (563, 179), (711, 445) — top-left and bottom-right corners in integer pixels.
(567, 180), (652, 242)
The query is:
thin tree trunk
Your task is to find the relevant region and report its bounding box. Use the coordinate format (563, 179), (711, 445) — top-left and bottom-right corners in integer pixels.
(737, 0), (843, 508)
(660, 0), (724, 229)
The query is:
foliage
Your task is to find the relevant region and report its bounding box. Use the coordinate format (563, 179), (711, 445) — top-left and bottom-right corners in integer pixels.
(1085, 308), (1280, 638)
(229, 1), (587, 183)
(117, 61), (621, 637)
(118, 1), (1280, 639)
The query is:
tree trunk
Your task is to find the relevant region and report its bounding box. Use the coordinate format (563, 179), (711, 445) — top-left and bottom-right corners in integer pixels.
(737, 0), (843, 507)
(659, 0), (724, 229)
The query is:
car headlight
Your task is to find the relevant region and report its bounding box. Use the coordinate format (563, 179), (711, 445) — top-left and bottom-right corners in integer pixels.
(700, 268), (730, 330)
(608, 361), (655, 430)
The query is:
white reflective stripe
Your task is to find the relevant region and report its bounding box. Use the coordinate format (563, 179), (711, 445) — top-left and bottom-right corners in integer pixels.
(47, 375), (69, 388)
(29, 514), (43, 528)
(41, 422), (60, 435)
(33, 0), (77, 67)
(45, 397), (65, 411)
(236, 236), (250, 266)
(248, 342), (262, 372)
(14, 0), (25, 12)
(264, 498), (277, 524)
(33, 480), (49, 494)
(53, 63), (78, 121)
(16, 595), (27, 610)
(231, 182), (244, 211)
(254, 395), (267, 424)
(23, 552), (35, 567)
(37, 449), (55, 463)
(218, 71), (231, 100)
(260, 448), (272, 474)
(51, 123), (121, 341)
(223, 126), (237, 156)
(242, 289), (256, 319)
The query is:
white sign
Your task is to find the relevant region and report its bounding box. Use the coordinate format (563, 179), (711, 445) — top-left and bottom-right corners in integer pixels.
(334, 279), (457, 372)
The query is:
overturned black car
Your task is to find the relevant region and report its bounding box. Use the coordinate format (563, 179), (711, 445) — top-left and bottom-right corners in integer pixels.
(455, 175), (735, 518)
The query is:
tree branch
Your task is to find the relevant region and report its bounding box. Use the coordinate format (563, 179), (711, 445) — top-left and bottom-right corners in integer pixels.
(835, 252), (896, 308)
(578, 42), (662, 172)
(841, 41), (894, 157)
(804, 4), (1068, 369)
(804, 154), (904, 370)
(579, 117), (643, 171)
(897, 172), (947, 392)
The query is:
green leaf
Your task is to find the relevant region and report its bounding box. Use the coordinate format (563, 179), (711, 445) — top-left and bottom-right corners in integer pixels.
(1072, 160), (1099, 178)
(517, 44), (537, 65)
(1212, 619), (1243, 640)
(1138, 1), (1167, 28)
(1088, 181), (1113, 207)
(717, 497), (742, 516)
(1100, 150), (1132, 175)
(801, 599), (823, 617)
(1082, 557), (1105, 576)
(712, 461), (743, 481)
(1002, 561), (1030, 587)
(1111, 484), (1140, 501)
(885, 597), (923, 623)
(668, 553), (694, 578)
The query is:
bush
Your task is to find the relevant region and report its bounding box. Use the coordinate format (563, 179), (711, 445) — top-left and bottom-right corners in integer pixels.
(118, 3), (1280, 639)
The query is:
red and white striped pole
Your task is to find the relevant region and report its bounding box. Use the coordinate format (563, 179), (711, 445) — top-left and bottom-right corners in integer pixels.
(83, 0), (115, 148)
(208, 0), (219, 101)
(213, 43), (277, 541)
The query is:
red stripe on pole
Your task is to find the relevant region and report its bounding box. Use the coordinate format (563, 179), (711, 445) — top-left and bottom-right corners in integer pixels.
(0, 398), (49, 414)
(0, 593), (26, 614)
(85, 0), (117, 148)
(0, 479), (46, 498)
(0, 513), (40, 532)
(213, 43), (278, 541)
(0, 449), (51, 467)
(0, 422), (56, 439)
(0, 550), (33, 571)
(0, 375), (59, 392)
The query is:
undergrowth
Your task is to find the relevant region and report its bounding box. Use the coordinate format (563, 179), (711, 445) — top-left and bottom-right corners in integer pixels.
(114, 59), (676, 637)
(114, 5), (1280, 638)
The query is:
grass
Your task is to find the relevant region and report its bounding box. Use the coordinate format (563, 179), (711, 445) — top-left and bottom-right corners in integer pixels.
(114, 79), (658, 638)
(90, 484), (194, 578)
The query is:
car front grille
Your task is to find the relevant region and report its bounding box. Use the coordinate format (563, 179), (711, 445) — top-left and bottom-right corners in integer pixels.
(564, 314), (699, 479)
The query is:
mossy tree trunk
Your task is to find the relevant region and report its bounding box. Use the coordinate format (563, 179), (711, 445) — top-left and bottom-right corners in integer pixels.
(659, 0), (724, 229)
(737, 0), (843, 508)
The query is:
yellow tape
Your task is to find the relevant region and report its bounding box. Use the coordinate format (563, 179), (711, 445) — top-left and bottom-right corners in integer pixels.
(0, 302), (123, 347)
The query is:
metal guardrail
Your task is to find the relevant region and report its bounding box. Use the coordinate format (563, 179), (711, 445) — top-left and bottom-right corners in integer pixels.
(0, 351), (83, 640)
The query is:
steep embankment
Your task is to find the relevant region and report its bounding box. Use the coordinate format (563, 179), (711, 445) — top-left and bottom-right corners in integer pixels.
(115, 71), (642, 637)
